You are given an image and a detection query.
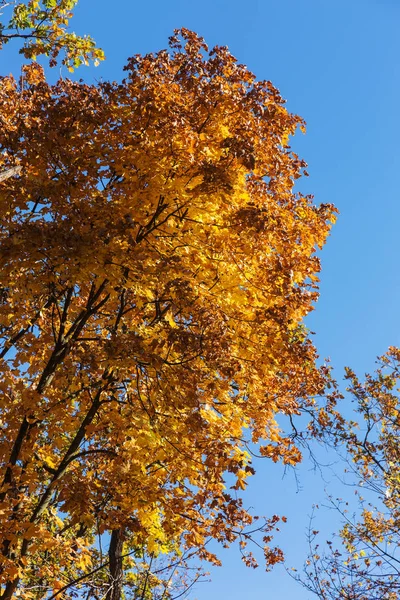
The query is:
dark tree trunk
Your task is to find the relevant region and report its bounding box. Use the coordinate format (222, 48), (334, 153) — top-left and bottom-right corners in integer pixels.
(106, 528), (124, 600)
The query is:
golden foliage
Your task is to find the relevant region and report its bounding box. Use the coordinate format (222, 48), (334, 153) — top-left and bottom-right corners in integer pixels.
(0, 29), (335, 598)
(301, 348), (400, 600)
(0, 0), (104, 69)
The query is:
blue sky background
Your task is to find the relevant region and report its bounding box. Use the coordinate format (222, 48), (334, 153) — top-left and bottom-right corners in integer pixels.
(3, 1), (400, 598)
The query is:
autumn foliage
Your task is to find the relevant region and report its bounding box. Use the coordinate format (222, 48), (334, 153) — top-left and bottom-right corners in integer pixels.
(301, 348), (400, 600)
(0, 0), (104, 69)
(0, 25), (336, 599)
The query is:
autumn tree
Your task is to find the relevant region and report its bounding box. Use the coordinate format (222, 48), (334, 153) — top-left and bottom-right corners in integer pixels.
(0, 0), (104, 69)
(0, 25), (336, 599)
(298, 348), (400, 600)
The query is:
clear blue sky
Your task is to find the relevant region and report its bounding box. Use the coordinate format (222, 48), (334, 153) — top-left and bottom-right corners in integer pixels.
(3, 1), (400, 598)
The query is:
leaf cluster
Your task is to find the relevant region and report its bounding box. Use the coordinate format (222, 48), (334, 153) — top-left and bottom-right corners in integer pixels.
(0, 0), (104, 69)
(299, 348), (400, 599)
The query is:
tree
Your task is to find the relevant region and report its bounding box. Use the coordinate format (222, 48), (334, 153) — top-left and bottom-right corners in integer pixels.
(0, 25), (336, 599)
(298, 348), (400, 599)
(0, 0), (104, 70)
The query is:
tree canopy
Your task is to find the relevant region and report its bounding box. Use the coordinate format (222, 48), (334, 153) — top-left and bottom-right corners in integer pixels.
(0, 17), (337, 600)
(299, 348), (400, 600)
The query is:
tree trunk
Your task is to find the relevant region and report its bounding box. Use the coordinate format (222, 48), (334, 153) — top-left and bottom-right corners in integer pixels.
(106, 528), (124, 600)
